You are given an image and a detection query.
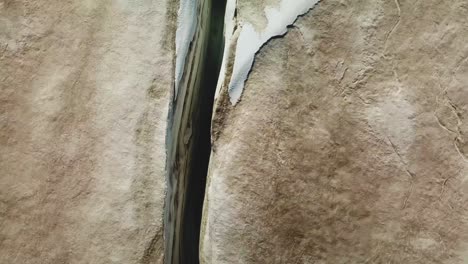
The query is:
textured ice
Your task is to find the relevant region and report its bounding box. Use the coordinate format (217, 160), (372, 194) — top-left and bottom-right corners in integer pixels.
(228, 0), (319, 104)
(175, 0), (198, 97)
(215, 0), (237, 99)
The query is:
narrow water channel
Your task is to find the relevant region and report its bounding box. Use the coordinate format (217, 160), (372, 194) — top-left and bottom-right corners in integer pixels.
(165, 0), (227, 263)
(180, 0), (227, 262)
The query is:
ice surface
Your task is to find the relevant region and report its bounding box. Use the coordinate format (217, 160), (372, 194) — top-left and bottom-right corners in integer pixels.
(228, 0), (319, 104)
(175, 0), (198, 97)
(215, 0), (238, 99)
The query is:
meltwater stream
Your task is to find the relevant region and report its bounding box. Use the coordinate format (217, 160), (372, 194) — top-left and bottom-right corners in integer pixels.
(165, 0), (227, 263)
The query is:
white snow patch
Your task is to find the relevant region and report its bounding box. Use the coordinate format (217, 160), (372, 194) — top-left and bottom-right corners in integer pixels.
(228, 0), (319, 104)
(175, 0), (198, 97)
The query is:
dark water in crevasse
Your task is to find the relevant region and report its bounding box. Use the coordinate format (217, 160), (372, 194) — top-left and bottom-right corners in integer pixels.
(179, 0), (227, 263)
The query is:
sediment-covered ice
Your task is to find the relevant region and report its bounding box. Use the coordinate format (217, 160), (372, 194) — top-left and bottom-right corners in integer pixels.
(227, 0), (320, 104)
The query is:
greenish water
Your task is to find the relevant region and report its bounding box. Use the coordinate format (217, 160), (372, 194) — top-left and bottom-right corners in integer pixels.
(165, 0), (227, 263)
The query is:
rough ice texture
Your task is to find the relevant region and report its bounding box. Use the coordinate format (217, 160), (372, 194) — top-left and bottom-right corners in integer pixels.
(175, 0), (198, 96)
(227, 0), (320, 104)
(202, 0), (468, 263)
(236, 0), (281, 31)
(0, 0), (175, 263)
(215, 0), (237, 99)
